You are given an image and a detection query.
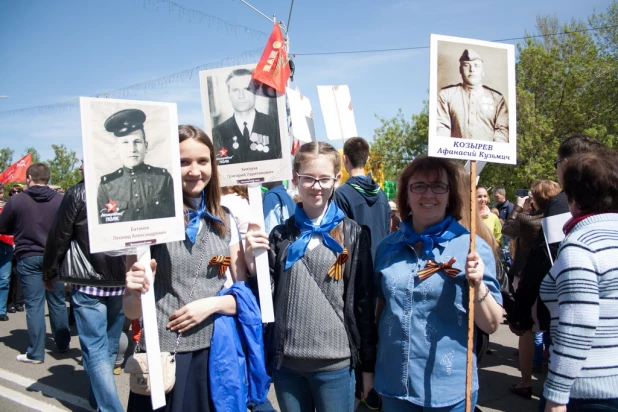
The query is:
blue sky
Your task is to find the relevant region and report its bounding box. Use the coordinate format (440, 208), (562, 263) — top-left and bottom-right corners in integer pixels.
(0, 0), (611, 163)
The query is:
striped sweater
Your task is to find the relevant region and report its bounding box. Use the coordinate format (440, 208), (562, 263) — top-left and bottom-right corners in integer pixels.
(540, 213), (618, 405)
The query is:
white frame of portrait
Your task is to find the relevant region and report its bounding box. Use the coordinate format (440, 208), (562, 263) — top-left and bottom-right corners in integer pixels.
(199, 63), (291, 187)
(428, 34), (517, 165)
(80, 97), (185, 254)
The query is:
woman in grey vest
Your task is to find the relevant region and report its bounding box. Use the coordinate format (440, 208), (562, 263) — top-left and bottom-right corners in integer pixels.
(124, 125), (248, 411)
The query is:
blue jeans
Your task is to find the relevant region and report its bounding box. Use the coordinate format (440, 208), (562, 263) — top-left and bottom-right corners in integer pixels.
(382, 391), (478, 411)
(272, 366), (355, 412)
(16, 256), (70, 360)
(0, 243), (13, 315)
(72, 291), (125, 412)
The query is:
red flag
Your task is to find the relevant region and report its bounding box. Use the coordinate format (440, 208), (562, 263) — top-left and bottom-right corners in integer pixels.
(0, 153), (32, 185)
(252, 23), (290, 94)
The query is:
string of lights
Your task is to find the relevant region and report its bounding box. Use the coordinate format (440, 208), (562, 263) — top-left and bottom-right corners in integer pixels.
(1, 24), (615, 117)
(0, 49), (262, 118)
(139, 0), (268, 39)
(292, 24), (618, 56)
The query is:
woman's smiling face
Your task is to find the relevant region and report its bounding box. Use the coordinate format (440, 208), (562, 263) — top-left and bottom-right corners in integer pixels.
(407, 170), (450, 233)
(180, 138), (212, 198)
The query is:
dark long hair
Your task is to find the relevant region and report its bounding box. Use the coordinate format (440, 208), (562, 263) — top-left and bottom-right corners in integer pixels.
(178, 125), (226, 237)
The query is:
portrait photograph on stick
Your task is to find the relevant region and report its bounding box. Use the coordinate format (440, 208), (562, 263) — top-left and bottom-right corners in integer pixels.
(80, 97), (185, 254)
(428, 34), (516, 165)
(199, 63), (291, 187)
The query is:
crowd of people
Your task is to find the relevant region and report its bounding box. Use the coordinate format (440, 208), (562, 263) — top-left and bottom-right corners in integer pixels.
(0, 131), (616, 412)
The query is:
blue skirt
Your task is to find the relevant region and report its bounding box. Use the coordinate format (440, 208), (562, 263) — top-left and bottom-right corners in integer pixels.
(127, 348), (214, 412)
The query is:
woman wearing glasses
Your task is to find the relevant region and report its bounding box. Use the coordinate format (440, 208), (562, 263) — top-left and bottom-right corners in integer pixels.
(373, 156), (503, 411)
(245, 142), (376, 411)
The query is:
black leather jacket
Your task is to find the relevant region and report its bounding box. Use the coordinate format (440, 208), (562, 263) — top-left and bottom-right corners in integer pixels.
(42, 181), (125, 286)
(263, 216), (377, 373)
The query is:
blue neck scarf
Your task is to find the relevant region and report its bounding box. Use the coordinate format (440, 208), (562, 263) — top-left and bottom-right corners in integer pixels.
(385, 215), (468, 258)
(284, 202), (345, 270)
(185, 192), (224, 244)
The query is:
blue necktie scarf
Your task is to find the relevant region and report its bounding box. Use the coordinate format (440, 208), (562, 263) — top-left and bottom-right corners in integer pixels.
(284, 202), (346, 270)
(185, 192), (225, 244)
(385, 215), (468, 258)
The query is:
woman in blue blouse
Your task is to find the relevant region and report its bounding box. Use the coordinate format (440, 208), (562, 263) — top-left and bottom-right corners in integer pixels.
(374, 156), (503, 411)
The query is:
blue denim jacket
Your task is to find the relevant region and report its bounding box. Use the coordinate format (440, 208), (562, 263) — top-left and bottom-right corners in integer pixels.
(374, 220), (502, 407)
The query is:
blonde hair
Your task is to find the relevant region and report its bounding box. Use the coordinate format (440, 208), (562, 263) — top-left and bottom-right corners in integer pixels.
(293, 141), (341, 175)
(530, 180), (561, 211)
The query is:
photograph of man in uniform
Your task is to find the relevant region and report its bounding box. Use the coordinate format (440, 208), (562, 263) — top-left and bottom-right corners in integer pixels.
(212, 68), (282, 165)
(98, 109), (175, 224)
(436, 48), (509, 143)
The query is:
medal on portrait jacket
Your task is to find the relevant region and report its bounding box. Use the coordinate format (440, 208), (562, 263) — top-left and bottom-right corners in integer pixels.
(249, 132), (270, 152)
(232, 136), (239, 150)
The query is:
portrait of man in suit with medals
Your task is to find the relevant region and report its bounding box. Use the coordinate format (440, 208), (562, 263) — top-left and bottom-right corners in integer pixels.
(210, 68), (282, 165)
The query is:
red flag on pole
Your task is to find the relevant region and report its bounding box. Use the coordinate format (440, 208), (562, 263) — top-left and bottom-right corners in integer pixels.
(252, 23), (290, 94)
(0, 153), (32, 185)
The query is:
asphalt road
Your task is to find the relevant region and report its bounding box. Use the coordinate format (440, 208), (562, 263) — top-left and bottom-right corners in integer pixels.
(0, 306), (544, 411)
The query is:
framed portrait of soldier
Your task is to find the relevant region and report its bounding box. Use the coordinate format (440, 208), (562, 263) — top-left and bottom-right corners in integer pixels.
(428, 34), (517, 165)
(79, 97), (185, 254)
(199, 63), (291, 187)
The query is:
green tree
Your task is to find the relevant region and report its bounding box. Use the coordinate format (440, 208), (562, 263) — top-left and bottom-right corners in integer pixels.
(370, 104), (429, 182)
(481, 11), (618, 196)
(0, 147), (14, 171)
(46, 144), (81, 189)
(23, 147), (41, 164)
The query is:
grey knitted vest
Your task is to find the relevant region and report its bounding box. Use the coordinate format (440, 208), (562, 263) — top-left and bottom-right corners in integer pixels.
(282, 242), (351, 372)
(149, 217), (231, 353)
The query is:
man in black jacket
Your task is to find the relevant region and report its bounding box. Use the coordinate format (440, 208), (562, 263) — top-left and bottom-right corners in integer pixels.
(334, 137), (390, 260)
(43, 164), (126, 412)
(507, 134), (606, 333)
(0, 163), (70, 364)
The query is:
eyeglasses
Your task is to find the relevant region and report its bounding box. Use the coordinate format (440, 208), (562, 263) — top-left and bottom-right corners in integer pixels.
(553, 157), (566, 169)
(296, 174), (337, 189)
(9, 189), (21, 194)
(408, 182), (450, 194)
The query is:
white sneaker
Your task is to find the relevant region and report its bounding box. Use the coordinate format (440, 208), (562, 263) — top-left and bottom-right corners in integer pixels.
(16, 353), (43, 364)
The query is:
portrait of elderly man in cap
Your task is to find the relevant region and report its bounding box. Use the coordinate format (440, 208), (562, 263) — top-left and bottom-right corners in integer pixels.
(436, 48), (509, 143)
(97, 108), (175, 224)
(211, 68), (282, 165)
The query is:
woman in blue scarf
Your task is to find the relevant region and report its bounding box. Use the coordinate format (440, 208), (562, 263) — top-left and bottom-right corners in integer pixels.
(124, 125), (249, 412)
(374, 156), (503, 411)
(245, 142), (377, 412)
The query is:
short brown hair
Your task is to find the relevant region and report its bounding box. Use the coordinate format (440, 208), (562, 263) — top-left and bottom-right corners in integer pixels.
(396, 156), (462, 221)
(562, 150), (618, 213)
(343, 137), (370, 169)
(530, 180), (561, 211)
(26, 163), (50, 184)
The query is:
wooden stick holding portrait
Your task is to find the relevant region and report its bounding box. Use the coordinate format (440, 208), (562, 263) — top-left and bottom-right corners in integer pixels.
(427, 34), (516, 412)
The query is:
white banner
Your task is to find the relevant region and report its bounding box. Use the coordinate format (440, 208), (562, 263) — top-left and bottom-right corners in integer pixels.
(317, 85), (358, 141)
(286, 88), (315, 143)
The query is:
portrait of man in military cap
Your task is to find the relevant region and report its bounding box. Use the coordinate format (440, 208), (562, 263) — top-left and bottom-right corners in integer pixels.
(436, 47), (509, 143)
(203, 67), (283, 166)
(97, 108), (175, 224)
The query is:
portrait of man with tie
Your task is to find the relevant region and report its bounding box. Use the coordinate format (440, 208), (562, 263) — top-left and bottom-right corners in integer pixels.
(210, 68), (282, 165)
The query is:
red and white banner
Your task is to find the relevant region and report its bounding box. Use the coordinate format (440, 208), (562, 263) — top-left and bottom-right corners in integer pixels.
(0, 153), (32, 184)
(252, 23), (290, 94)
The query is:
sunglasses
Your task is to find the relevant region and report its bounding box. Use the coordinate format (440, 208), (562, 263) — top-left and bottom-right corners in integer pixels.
(553, 157), (566, 169)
